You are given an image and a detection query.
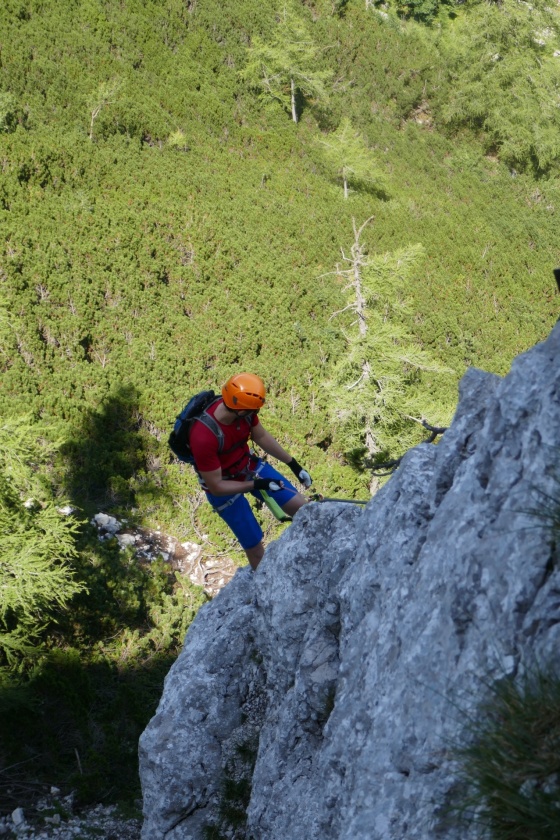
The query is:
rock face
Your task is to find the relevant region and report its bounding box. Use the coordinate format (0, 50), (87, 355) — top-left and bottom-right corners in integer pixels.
(139, 322), (560, 840)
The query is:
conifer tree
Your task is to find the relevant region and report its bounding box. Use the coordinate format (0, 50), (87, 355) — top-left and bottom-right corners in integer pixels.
(88, 79), (121, 141)
(317, 117), (385, 198)
(240, 3), (331, 123)
(0, 417), (84, 666)
(327, 218), (450, 464)
(438, 0), (560, 171)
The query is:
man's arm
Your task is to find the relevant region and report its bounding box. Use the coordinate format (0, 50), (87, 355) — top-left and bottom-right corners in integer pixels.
(199, 467), (283, 497)
(251, 422), (313, 488)
(199, 468), (255, 497)
(251, 422), (292, 463)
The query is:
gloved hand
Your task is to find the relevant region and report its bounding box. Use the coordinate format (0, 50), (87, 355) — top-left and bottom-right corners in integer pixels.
(254, 477), (284, 492)
(287, 457), (312, 489)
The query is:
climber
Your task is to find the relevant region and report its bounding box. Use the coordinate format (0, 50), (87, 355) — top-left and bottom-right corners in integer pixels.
(189, 373), (312, 570)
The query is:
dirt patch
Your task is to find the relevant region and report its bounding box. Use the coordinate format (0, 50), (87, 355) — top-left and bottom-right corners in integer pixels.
(91, 513), (238, 597)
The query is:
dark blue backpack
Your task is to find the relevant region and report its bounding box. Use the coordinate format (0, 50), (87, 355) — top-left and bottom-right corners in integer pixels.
(168, 391), (223, 464)
(168, 390), (253, 467)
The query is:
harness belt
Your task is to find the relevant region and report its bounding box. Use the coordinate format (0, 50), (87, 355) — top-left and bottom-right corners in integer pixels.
(213, 493), (242, 512)
(210, 457), (265, 512)
(198, 454), (260, 490)
(221, 451), (256, 481)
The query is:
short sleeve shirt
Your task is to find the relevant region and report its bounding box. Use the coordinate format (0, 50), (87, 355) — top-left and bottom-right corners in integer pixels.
(189, 399), (260, 477)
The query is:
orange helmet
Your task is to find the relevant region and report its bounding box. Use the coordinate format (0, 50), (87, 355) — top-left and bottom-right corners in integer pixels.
(222, 373), (266, 410)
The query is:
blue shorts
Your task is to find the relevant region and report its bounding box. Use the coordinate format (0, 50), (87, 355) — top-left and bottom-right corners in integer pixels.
(205, 461), (298, 550)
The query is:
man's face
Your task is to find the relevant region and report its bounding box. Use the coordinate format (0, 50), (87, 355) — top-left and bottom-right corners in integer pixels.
(225, 402), (259, 419)
(231, 407), (258, 418)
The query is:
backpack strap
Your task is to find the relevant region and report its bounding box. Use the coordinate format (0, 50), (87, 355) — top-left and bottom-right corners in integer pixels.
(194, 412), (225, 453)
(190, 405), (256, 487)
(221, 412), (254, 456)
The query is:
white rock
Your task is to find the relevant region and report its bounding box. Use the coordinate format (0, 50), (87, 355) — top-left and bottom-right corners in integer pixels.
(91, 513), (121, 534)
(180, 541), (202, 562)
(45, 813), (61, 825)
(11, 808), (24, 826)
(117, 533), (137, 548)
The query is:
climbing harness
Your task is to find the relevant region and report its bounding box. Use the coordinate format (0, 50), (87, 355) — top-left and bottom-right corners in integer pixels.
(213, 493), (243, 513)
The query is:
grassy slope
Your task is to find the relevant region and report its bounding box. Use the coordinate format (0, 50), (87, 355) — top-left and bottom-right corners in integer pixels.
(0, 0), (557, 594)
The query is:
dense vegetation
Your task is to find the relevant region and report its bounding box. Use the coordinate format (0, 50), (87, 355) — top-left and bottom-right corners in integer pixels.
(0, 0), (559, 816)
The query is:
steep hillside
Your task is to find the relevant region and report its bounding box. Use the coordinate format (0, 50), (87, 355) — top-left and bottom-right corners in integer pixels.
(1, 0), (558, 530)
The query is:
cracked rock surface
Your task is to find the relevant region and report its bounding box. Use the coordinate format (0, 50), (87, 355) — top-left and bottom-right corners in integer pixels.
(139, 321), (560, 840)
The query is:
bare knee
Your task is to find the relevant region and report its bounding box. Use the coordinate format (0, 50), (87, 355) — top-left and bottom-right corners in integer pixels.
(281, 492), (308, 517)
(245, 541), (265, 570)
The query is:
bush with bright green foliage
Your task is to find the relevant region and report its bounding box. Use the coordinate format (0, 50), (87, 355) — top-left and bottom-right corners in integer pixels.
(454, 668), (560, 839)
(328, 229), (453, 465)
(0, 409), (206, 809)
(0, 508), (207, 809)
(316, 117), (386, 199)
(391, 0), (451, 24)
(0, 417), (83, 666)
(240, 1), (332, 123)
(435, 0), (560, 172)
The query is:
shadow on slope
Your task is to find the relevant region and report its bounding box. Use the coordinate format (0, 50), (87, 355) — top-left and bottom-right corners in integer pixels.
(60, 384), (169, 516)
(0, 649), (174, 813)
(0, 387), (207, 816)
(0, 533), (207, 813)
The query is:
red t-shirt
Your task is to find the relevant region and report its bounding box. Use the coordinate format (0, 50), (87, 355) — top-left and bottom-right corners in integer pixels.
(189, 399), (259, 478)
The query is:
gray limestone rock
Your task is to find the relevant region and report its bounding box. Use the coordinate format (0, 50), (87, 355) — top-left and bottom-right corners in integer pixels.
(139, 321), (560, 840)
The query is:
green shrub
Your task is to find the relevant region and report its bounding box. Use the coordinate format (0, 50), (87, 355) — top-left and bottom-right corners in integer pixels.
(526, 470), (560, 540)
(435, 0), (560, 173)
(203, 735), (259, 838)
(453, 669), (560, 839)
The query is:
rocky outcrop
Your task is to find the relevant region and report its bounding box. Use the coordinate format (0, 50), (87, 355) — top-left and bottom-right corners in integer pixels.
(90, 513), (236, 596)
(139, 322), (560, 840)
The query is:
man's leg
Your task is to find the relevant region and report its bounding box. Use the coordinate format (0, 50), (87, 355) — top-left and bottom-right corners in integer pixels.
(245, 541), (265, 570)
(207, 492), (264, 570)
(281, 492), (308, 517)
(246, 491), (305, 568)
(251, 462), (308, 518)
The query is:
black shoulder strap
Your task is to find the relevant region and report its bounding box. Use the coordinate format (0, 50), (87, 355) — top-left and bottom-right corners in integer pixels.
(194, 412), (225, 454)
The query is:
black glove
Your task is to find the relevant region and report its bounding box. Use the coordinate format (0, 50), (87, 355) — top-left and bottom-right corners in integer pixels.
(254, 478), (284, 492)
(287, 458), (312, 488)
